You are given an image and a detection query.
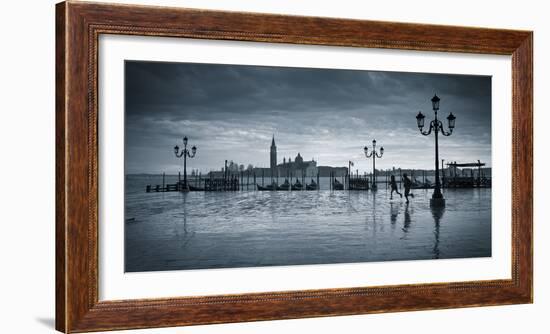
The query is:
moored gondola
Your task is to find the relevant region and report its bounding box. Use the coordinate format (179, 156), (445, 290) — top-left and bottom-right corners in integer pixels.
(291, 178), (303, 191)
(333, 179), (344, 190)
(306, 179), (318, 190)
(257, 181), (277, 191)
(277, 179), (291, 191)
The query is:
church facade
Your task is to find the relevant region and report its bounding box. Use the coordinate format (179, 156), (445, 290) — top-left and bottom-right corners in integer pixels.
(270, 136), (317, 177)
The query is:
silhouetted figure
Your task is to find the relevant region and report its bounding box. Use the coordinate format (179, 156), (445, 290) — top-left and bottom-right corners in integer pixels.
(403, 173), (414, 203)
(389, 175), (402, 200)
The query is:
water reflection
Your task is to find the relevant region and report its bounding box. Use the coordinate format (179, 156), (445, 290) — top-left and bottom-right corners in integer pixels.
(182, 193), (188, 234)
(125, 187), (492, 271)
(431, 206), (445, 259)
(403, 203), (412, 233)
(390, 202), (399, 225)
(366, 191), (378, 237)
(175, 192), (194, 248)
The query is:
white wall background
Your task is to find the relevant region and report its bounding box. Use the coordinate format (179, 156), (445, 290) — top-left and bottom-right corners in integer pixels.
(0, 0), (546, 333)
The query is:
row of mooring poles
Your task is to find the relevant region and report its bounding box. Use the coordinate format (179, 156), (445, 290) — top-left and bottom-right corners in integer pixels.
(170, 166), (441, 193)
(154, 165), (472, 193)
(164, 167), (433, 192)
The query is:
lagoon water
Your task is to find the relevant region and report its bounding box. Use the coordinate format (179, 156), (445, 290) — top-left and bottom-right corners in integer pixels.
(125, 175), (491, 272)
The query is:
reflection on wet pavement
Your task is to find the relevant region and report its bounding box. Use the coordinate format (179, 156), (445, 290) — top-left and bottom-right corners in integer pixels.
(125, 188), (491, 272)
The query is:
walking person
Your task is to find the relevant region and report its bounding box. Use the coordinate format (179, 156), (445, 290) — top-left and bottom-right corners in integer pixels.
(403, 173), (414, 203)
(389, 175), (402, 200)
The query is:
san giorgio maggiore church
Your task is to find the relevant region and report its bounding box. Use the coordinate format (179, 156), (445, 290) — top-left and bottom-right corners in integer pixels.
(269, 136), (318, 177)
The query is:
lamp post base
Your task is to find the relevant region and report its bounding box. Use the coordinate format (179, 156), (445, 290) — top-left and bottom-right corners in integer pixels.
(179, 181), (190, 192)
(430, 197), (446, 207)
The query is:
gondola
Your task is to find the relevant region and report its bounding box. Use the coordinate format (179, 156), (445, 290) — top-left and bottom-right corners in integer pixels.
(332, 179), (344, 190)
(306, 179), (318, 190)
(257, 182), (277, 191)
(277, 179), (291, 191)
(291, 179), (303, 191)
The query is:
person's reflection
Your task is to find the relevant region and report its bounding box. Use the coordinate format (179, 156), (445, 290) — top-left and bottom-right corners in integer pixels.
(431, 206), (445, 259)
(390, 202), (399, 225)
(402, 202), (411, 233)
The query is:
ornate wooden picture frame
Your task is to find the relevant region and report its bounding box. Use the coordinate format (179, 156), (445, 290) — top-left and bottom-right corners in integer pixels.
(56, 1), (532, 332)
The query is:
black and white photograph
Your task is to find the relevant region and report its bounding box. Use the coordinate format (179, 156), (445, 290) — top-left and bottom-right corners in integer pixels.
(124, 61), (492, 272)
(2, 0), (545, 333)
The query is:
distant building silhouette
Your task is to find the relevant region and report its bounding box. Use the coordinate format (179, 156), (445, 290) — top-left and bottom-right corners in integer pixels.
(278, 152), (317, 177)
(269, 135), (317, 177)
(270, 135), (277, 173)
(206, 136), (356, 179)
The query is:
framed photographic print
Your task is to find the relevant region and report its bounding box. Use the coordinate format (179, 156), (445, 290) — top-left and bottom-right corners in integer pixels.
(56, 1), (533, 332)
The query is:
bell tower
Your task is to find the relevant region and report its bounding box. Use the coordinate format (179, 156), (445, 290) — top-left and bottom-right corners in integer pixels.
(270, 135), (277, 172)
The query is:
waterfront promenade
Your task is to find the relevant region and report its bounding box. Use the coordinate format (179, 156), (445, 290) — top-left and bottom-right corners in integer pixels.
(125, 186), (491, 272)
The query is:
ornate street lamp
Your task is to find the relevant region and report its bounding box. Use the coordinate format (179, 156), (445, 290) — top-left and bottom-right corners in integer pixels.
(174, 136), (197, 191)
(416, 94), (456, 206)
(364, 139), (384, 190)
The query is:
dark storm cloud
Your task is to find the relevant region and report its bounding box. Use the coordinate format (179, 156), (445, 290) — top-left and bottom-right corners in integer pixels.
(125, 61), (491, 174)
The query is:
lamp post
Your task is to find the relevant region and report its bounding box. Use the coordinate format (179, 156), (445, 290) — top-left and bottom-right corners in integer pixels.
(416, 94), (456, 206)
(174, 136), (197, 191)
(364, 139), (384, 190)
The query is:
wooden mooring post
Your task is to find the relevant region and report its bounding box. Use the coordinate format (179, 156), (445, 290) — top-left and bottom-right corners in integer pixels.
(317, 171), (320, 190)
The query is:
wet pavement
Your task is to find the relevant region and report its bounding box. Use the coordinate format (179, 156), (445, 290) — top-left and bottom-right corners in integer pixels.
(125, 185), (491, 272)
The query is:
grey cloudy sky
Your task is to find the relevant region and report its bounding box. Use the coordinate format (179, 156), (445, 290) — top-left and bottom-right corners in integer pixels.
(125, 60), (491, 174)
